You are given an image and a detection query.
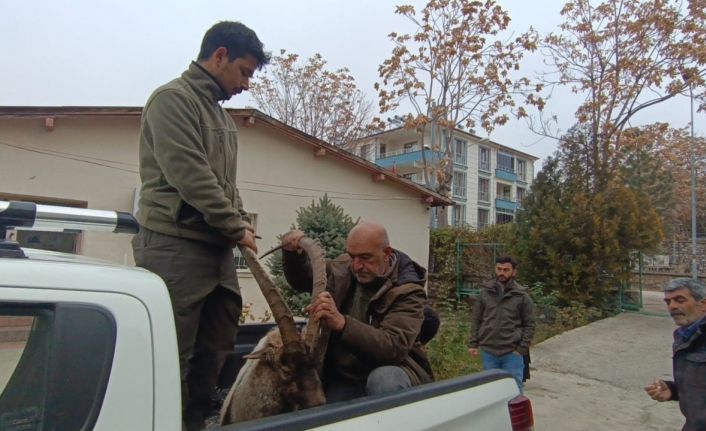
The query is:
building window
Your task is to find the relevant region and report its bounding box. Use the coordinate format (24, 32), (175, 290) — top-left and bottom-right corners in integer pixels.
(478, 177), (490, 202)
(479, 147), (491, 171)
(452, 204), (466, 227)
(403, 142), (415, 153)
(234, 213), (258, 270)
(497, 183), (512, 200)
(477, 208), (489, 230)
(497, 153), (515, 173)
(517, 159), (527, 181)
(454, 138), (467, 165)
(360, 144), (371, 159)
(452, 171), (467, 198)
(496, 212), (514, 224)
(516, 187), (526, 204)
(379, 143), (386, 158)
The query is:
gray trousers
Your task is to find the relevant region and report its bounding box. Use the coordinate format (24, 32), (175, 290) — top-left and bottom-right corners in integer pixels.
(132, 228), (242, 431)
(325, 366), (412, 403)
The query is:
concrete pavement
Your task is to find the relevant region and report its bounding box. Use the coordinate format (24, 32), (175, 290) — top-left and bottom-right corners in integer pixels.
(525, 291), (685, 430)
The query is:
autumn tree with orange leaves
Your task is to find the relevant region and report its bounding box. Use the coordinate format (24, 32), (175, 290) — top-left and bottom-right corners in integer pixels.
(376, 0), (543, 226)
(250, 50), (378, 149)
(538, 0), (706, 190)
(618, 124), (706, 238)
(514, 0), (706, 299)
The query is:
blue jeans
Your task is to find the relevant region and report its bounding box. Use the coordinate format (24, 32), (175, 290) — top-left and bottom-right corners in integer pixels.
(481, 350), (524, 392)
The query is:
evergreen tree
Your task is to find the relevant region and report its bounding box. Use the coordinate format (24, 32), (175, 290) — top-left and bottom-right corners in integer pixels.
(266, 194), (358, 315)
(294, 194), (358, 259)
(515, 128), (663, 308)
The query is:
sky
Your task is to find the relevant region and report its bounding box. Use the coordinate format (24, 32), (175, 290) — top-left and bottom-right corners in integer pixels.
(1, 0), (703, 165)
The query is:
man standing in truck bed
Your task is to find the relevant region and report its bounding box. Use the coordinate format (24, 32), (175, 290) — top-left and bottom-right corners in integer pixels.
(468, 255), (535, 392)
(132, 21), (269, 431)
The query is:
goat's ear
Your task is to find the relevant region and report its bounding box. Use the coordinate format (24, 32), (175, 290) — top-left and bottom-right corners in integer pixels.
(244, 347), (277, 363)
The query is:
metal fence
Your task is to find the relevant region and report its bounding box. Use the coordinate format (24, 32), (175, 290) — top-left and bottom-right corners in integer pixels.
(453, 242), (651, 314)
(455, 242), (506, 301)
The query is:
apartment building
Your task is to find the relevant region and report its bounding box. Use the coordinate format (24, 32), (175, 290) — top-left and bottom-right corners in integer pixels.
(353, 126), (538, 229)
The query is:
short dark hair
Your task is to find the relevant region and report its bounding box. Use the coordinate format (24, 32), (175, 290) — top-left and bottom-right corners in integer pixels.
(197, 21), (271, 69)
(495, 255), (518, 269)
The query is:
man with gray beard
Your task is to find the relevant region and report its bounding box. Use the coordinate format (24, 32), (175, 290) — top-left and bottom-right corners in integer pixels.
(645, 277), (706, 431)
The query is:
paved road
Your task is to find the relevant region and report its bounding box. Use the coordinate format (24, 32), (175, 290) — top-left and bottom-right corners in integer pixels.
(525, 291), (685, 430)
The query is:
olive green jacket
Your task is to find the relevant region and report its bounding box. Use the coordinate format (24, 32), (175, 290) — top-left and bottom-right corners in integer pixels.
(135, 62), (249, 246)
(469, 279), (535, 356)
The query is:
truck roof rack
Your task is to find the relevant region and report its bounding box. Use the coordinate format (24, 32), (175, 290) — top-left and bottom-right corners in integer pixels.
(0, 200), (139, 258)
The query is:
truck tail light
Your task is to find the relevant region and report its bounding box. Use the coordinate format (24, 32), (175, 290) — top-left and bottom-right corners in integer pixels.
(508, 395), (534, 431)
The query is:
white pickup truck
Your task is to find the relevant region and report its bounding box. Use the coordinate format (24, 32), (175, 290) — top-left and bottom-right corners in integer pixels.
(0, 201), (534, 431)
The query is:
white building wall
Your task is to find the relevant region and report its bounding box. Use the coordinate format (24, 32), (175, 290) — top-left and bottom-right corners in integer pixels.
(0, 113), (437, 319)
(0, 116), (141, 265)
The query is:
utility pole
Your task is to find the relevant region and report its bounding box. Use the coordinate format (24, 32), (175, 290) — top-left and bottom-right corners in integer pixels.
(689, 83), (698, 280)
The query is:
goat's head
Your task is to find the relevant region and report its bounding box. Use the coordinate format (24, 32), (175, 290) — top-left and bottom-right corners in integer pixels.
(243, 330), (326, 411)
(280, 350), (326, 410)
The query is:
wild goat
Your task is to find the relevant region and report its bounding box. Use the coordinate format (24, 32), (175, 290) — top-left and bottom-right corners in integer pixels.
(219, 237), (329, 424)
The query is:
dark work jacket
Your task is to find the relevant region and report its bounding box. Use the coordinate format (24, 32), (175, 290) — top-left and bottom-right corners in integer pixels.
(469, 279), (535, 356)
(665, 317), (706, 431)
(283, 249), (434, 386)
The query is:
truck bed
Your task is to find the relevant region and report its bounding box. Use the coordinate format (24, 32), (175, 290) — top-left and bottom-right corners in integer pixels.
(218, 367), (519, 431)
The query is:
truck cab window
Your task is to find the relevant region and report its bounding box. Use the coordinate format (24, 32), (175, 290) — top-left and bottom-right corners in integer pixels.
(0, 308), (53, 430)
(0, 304), (116, 431)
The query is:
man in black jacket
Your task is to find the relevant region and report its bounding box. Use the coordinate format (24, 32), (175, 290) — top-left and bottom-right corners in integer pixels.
(645, 277), (706, 431)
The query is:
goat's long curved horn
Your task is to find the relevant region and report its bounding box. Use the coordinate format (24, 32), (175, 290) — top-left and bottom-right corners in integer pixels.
(238, 245), (302, 350)
(298, 238), (330, 367)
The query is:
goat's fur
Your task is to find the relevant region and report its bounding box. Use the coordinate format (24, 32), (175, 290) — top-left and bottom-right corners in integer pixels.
(219, 328), (325, 423)
(219, 237), (328, 425)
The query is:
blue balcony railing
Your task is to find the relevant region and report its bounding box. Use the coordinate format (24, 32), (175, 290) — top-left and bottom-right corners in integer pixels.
(495, 197), (519, 212)
(376, 149), (435, 169)
(495, 168), (517, 182)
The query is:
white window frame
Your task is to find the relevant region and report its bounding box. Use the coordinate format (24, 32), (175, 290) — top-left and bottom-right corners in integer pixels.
(497, 182), (512, 201)
(454, 138), (467, 165)
(478, 177), (490, 202)
(479, 147), (491, 171)
(452, 171), (467, 198)
(497, 153), (515, 173)
(517, 159), (527, 181)
(452, 204), (466, 227)
(477, 208), (489, 230)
